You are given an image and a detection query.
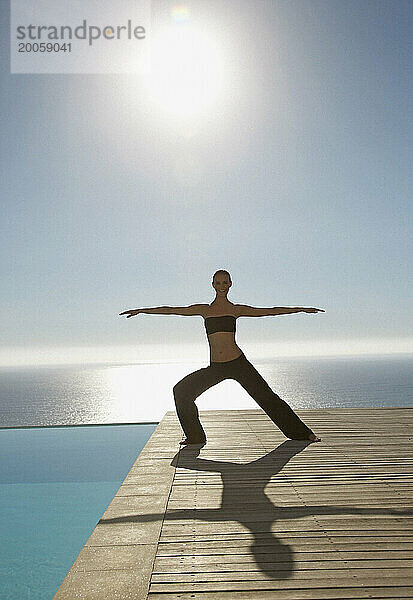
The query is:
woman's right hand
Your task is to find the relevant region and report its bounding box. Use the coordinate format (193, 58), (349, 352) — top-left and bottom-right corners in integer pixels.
(119, 309), (141, 318)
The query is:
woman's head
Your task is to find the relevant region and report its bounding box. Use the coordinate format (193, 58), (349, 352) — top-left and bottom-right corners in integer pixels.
(213, 269), (231, 283)
(212, 269), (232, 296)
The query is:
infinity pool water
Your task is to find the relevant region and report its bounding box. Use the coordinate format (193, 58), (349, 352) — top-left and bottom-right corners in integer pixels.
(0, 423), (157, 600)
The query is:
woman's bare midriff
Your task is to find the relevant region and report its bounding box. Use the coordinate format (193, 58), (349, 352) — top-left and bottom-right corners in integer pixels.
(207, 331), (243, 362)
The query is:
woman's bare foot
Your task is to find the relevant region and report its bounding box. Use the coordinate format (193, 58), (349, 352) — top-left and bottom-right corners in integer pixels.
(179, 439), (206, 447)
(309, 433), (321, 442)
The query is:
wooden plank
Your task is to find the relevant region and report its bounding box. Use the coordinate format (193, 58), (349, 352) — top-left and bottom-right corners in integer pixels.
(156, 542), (413, 555)
(147, 588), (413, 599)
(151, 567), (413, 581)
(148, 576), (413, 592)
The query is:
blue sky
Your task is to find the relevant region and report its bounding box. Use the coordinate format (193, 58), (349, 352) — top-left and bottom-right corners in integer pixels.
(1, 0), (412, 365)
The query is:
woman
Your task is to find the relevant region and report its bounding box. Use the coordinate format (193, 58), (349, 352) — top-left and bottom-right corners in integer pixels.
(120, 269), (324, 446)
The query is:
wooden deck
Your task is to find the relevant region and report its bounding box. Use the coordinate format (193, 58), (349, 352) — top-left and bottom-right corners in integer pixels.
(54, 407), (413, 599)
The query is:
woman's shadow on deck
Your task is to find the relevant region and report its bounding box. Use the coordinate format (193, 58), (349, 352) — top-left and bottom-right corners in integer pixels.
(100, 441), (411, 580)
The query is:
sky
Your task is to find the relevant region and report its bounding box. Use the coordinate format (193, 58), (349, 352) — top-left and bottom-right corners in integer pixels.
(1, 0), (412, 365)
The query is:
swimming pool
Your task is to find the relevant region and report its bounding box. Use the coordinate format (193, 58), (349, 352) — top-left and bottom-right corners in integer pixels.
(0, 423), (157, 600)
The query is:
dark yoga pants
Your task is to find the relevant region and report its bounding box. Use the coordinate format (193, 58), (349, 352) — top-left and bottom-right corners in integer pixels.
(173, 353), (313, 443)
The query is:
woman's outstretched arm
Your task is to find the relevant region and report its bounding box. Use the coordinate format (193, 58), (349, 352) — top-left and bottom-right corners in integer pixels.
(235, 305), (325, 317)
(119, 304), (209, 318)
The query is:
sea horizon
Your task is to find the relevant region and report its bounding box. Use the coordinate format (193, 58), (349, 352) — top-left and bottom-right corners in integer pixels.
(1, 339), (412, 369)
(1, 352), (412, 428)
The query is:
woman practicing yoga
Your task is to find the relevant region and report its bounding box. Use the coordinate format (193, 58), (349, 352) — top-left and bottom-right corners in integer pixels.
(119, 269), (324, 446)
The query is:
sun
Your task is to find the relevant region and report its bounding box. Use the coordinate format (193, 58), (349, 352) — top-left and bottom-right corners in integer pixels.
(145, 24), (225, 119)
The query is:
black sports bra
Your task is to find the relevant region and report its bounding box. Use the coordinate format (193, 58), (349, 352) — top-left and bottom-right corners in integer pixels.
(204, 315), (236, 335)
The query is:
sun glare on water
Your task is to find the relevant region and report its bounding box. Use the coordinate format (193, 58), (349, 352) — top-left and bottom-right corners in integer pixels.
(145, 6), (225, 119)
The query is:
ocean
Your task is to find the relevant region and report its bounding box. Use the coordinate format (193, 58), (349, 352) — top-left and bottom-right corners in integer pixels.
(1, 353), (412, 428)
